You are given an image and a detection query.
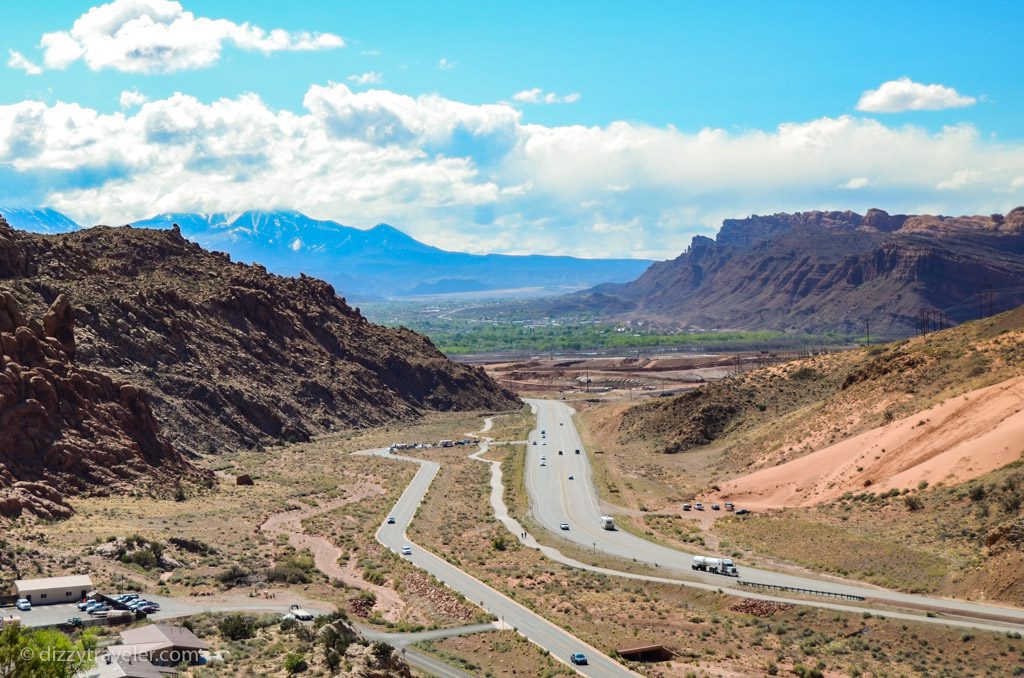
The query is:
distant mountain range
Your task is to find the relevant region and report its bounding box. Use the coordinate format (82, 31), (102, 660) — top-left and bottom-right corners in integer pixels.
(544, 208), (1024, 338)
(0, 208), (652, 300)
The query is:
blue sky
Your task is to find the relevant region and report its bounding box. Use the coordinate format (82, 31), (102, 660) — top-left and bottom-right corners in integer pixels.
(1, 0), (1023, 258)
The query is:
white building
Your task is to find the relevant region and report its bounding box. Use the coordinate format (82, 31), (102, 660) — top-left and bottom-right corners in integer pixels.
(14, 574), (93, 605)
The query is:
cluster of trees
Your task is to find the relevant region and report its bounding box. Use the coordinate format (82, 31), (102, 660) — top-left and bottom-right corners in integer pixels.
(0, 625), (96, 678)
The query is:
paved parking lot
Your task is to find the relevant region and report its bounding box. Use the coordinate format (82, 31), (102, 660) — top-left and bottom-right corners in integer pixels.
(4, 593), (333, 629)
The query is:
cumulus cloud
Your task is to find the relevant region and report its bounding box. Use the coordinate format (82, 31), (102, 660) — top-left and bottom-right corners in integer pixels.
(857, 77), (976, 113)
(437, 57), (455, 70)
(7, 50), (42, 75)
(512, 88), (581, 105)
(1, 85), (1023, 259)
(119, 89), (148, 109)
(18, 0), (343, 74)
(347, 71), (382, 86)
(839, 176), (871, 190)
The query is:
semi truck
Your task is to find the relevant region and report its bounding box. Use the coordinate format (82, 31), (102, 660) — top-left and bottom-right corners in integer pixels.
(601, 516), (616, 530)
(692, 555), (738, 577)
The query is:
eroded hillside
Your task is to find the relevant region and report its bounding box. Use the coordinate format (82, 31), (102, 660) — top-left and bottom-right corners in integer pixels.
(0, 217), (519, 456)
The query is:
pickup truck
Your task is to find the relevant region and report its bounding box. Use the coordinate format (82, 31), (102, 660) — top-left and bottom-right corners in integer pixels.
(287, 605), (314, 621)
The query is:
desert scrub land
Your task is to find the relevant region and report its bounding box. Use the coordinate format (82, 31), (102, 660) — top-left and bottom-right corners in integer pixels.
(415, 629), (575, 677)
(394, 404), (1024, 676)
(577, 305), (1024, 516)
(717, 458), (1024, 605)
(0, 410), (501, 629)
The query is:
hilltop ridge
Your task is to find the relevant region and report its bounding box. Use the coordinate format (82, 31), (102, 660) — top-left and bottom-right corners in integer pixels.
(0, 216), (519, 458)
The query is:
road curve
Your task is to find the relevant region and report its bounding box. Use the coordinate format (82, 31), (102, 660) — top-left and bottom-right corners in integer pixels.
(524, 398), (1024, 629)
(363, 443), (639, 678)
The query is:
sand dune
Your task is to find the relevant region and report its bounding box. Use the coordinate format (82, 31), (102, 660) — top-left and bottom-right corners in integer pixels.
(717, 375), (1024, 509)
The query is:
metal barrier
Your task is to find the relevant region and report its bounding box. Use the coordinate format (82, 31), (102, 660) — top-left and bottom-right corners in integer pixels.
(738, 580), (866, 602)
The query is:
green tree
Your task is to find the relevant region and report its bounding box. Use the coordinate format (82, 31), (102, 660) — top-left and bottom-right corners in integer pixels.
(0, 625), (96, 678)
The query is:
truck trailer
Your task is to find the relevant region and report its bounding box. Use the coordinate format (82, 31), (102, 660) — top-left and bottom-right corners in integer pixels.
(691, 555), (738, 576)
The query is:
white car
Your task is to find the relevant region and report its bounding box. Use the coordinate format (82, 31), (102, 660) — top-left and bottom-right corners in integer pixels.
(15, 599), (31, 611)
(400, 546), (412, 556)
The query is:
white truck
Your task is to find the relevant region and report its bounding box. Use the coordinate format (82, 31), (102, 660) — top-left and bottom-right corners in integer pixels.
(692, 555), (738, 577)
(601, 516), (616, 530)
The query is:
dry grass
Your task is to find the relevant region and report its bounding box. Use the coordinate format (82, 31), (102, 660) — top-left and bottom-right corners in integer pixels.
(415, 630), (575, 677)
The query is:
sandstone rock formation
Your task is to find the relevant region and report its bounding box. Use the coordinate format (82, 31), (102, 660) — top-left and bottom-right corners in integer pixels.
(0, 216), (519, 456)
(0, 290), (205, 518)
(556, 208), (1024, 337)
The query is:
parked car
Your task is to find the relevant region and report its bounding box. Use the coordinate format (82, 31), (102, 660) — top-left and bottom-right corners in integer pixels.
(401, 546), (412, 556)
(15, 599), (30, 612)
(386, 516), (396, 524)
(711, 503), (721, 511)
(89, 604), (110, 615)
(724, 502), (735, 511)
(570, 652), (589, 665)
(694, 502), (705, 511)
(559, 523), (570, 530)
(682, 503), (692, 511)
(59, 617), (83, 630)
(735, 508), (751, 515)
(289, 605), (314, 621)
(85, 601), (104, 613)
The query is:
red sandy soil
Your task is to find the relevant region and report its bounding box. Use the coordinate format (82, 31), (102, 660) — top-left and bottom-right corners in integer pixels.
(716, 375), (1024, 509)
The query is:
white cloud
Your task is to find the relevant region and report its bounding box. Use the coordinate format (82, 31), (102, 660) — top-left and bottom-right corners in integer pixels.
(437, 57), (455, 70)
(856, 77), (976, 113)
(936, 169), (984, 190)
(119, 89), (148, 109)
(1, 85), (1023, 259)
(7, 50), (42, 75)
(839, 176), (871, 190)
(19, 0), (343, 74)
(347, 71), (382, 86)
(512, 88), (581, 105)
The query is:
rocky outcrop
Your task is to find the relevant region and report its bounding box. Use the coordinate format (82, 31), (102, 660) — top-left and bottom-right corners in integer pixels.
(0, 291), (205, 518)
(0, 216), (519, 456)
(558, 208), (1024, 337)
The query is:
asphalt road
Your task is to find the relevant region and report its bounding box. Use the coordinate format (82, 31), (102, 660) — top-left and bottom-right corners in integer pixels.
(523, 398), (1024, 627)
(369, 448), (639, 677)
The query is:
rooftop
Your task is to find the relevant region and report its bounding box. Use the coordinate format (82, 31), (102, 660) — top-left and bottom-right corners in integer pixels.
(14, 574), (93, 591)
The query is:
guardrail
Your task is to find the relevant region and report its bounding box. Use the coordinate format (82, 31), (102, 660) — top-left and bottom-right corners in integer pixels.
(738, 580), (866, 602)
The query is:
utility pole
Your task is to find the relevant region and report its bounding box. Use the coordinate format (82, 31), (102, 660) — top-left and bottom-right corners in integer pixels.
(864, 318), (870, 346)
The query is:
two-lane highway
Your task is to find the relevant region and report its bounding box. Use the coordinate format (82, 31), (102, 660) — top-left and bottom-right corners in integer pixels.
(524, 398), (1024, 627)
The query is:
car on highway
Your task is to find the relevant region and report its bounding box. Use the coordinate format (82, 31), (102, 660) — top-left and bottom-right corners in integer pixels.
(386, 516), (396, 524)
(558, 450), (563, 455)
(568, 474), (574, 480)
(574, 449), (580, 454)
(559, 522), (570, 530)
(570, 652), (589, 665)
(15, 599), (30, 612)
(532, 441), (537, 445)
(401, 546), (412, 556)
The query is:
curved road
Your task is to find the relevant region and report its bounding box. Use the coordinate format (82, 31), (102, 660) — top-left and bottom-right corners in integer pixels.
(366, 444), (639, 678)
(524, 398), (1024, 628)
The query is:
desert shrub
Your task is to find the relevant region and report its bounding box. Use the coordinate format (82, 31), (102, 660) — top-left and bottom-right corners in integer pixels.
(284, 652), (308, 673)
(267, 551), (316, 584)
(218, 614), (256, 640)
(492, 536), (508, 551)
(903, 496), (923, 511)
(216, 565), (250, 585)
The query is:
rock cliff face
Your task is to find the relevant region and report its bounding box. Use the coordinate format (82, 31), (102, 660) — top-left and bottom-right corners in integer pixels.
(0, 217), (518, 458)
(0, 289), (203, 518)
(563, 208), (1024, 337)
